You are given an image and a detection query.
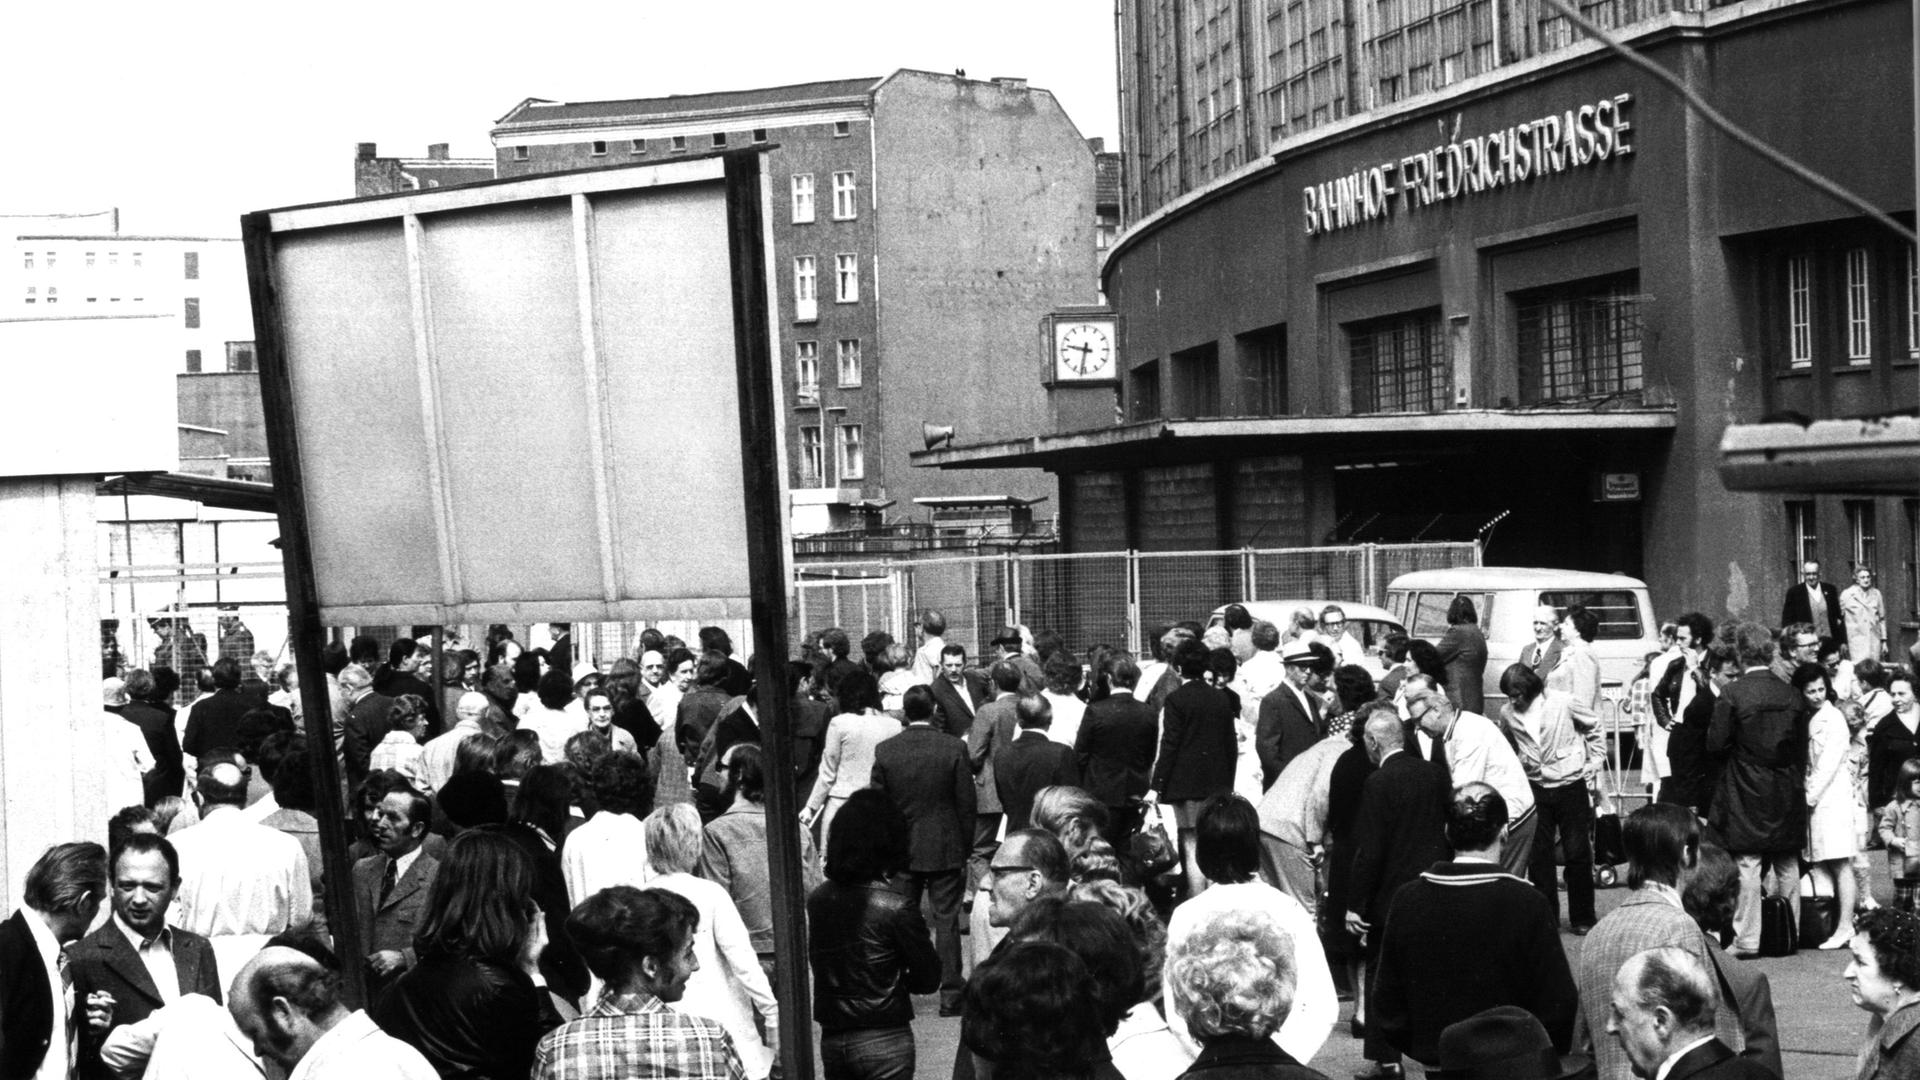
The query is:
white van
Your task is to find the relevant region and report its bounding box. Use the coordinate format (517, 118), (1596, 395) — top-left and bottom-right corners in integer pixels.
(1382, 567), (1661, 713)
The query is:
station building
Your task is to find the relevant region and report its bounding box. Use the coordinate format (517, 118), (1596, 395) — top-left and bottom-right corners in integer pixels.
(918, 0), (1917, 643)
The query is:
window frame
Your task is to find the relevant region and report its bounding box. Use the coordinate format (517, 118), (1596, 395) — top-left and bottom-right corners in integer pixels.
(793, 256), (818, 322)
(796, 340), (820, 402)
(834, 252), (859, 304)
(630, 139), (646, 155)
(791, 174), (816, 224)
(836, 338), (862, 387)
(833, 120), (852, 138)
(1847, 499), (1877, 573)
(835, 423), (865, 480)
(1787, 499), (1818, 571)
(1786, 254), (1812, 368)
(831, 171), (858, 220)
(184, 297), (201, 329)
(1846, 247), (1872, 365)
(589, 140), (608, 157)
(798, 425), (825, 485)
(512, 145), (530, 162)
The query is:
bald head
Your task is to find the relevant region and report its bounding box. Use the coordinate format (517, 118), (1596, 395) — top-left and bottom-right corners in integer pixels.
(338, 664), (373, 694)
(229, 946), (345, 1069)
(455, 691), (489, 726)
(1362, 705), (1404, 762)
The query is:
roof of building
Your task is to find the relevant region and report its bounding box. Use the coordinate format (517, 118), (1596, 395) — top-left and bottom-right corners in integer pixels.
(15, 235), (237, 242)
(496, 78), (880, 128)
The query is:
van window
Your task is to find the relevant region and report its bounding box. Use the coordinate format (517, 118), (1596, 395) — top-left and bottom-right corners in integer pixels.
(1408, 593), (1454, 637)
(1540, 591), (1643, 640)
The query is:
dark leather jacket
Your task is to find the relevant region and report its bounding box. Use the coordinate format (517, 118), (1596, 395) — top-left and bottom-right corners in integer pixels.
(370, 954), (559, 1079)
(807, 880), (940, 1031)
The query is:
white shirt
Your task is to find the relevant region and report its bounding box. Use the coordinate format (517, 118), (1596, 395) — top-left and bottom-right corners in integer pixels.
(288, 1010), (438, 1080)
(1442, 711), (1536, 819)
(647, 683), (685, 735)
(1654, 1035), (1718, 1080)
(910, 636), (945, 685)
(19, 906), (71, 1080)
(648, 872), (779, 1080)
(562, 811), (651, 908)
(1043, 690), (1086, 749)
(1235, 652), (1286, 722)
(239, 791), (279, 824)
(1109, 1001), (1190, 1080)
(114, 913), (180, 1003)
(1163, 881), (1337, 1066)
(104, 712), (154, 813)
(519, 705), (586, 766)
(416, 719), (481, 795)
(100, 993), (264, 1080)
(169, 805), (311, 977)
(1133, 661), (1168, 703)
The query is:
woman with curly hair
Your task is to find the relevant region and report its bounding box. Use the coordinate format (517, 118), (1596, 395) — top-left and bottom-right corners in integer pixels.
(1072, 878), (1184, 1080)
(371, 829), (560, 1079)
(1846, 907), (1920, 1079)
(1033, 785), (1130, 884)
(1166, 906), (1330, 1080)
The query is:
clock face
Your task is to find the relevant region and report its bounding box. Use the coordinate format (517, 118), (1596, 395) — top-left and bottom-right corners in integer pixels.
(1054, 320), (1115, 380)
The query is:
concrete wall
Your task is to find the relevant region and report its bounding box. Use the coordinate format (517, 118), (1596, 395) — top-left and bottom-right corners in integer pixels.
(873, 71), (1097, 510)
(177, 372), (269, 461)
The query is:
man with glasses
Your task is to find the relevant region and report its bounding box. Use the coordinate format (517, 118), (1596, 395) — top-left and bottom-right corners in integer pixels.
(1404, 675), (1536, 878)
(1769, 623), (1818, 685)
(1318, 605), (1366, 669)
(1780, 561), (1844, 644)
(983, 828), (1069, 930)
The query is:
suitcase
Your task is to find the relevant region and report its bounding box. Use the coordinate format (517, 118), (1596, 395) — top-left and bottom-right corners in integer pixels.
(1758, 894), (1798, 957)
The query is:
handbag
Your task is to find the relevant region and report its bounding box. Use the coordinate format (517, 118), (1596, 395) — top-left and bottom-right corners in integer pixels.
(1758, 894), (1798, 957)
(1130, 801), (1180, 877)
(1798, 872), (1839, 945)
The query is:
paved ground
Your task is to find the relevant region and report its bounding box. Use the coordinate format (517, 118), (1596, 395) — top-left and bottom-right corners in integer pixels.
(891, 862), (1892, 1080)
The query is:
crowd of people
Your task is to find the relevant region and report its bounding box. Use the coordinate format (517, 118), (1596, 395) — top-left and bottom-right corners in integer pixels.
(18, 587), (1920, 1080)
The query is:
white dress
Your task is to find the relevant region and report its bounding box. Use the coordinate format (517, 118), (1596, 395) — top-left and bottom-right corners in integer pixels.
(1806, 701), (1857, 861)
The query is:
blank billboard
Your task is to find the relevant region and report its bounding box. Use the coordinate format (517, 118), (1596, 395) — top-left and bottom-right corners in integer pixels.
(250, 157), (770, 626)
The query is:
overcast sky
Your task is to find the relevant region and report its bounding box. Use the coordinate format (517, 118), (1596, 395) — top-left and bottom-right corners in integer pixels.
(6, 2), (1119, 237)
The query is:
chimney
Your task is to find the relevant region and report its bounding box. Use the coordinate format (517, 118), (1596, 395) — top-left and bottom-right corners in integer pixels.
(1087, 137), (1105, 153)
(991, 77), (1028, 91)
(357, 142), (378, 161)
(427, 143), (449, 161)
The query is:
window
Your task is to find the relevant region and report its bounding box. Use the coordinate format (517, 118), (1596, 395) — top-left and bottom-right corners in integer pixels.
(791, 174), (815, 224)
(1129, 360), (1162, 421)
(1847, 248), (1873, 364)
(132, 251), (142, 268)
(834, 253), (859, 303)
(86, 251), (96, 269)
(798, 426), (825, 485)
(796, 341), (820, 402)
(185, 349), (202, 373)
(45, 287), (56, 304)
(22, 252), (32, 270)
(512, 145), (530, 161)
(1909, 245), (1919, 357)
(793, 256), (817, 322)
(1171, 342), (1221, 417)
(1515, 274), (1644, 403)
(711, 132), (728, 148)
(670, 135), (687, 153)
(833, 120), (851, 137)
(184, 297), (200, 329)
(753, 128), (768, 143)
(1848, 500), (1877, 572)
(45, 251), (54, 270)
(226, 341), (257, 373)
(1240, 325), (1287, 415)
(630, 139), (646, 155)
(1787, 500), (1818, 570)
(1348, 309), (1449, 413)
(1786, 254), (1812, 367)
(24, 286), (35, 304)
(184, 251), (199, 280)
(590, 140), (608, 156)
(836, 424), (864, 480)
(832, 171), (857, 219)
(836, 339), (862, 386)
(1537, 590), (1644, 640)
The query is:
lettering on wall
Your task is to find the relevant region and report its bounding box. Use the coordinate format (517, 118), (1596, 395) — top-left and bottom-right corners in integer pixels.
(1302, 94), (1633, 237)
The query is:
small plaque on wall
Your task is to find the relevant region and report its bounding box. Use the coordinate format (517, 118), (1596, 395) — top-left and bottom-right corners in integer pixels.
(1598, 472), (1641, 502)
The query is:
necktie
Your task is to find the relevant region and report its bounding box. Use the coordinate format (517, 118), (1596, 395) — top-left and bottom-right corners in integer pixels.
(58, 949), (75, 1061)
(379, 857), (399, 907)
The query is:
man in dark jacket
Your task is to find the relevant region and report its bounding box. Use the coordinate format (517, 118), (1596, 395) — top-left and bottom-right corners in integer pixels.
(1149, 641), (1240, 892)
(1372, 783), (1576, 1068)
(121, 668), (186, 804)
(1780, 560), (1845, 644)
(373, 637), (440, 731)
(180, 657), (255, 762)
(1256, 643), (1326, 789)
(2, 843), (106, 1080)
(1706, 621), (1809, 957)
(1074, 657), (1158, 843)
(870, 686), (974, 1016)
(1651, 612), (1719, 814)
(966, 662), (1024, 887)
(1346, 703), (1450, 1078)
(68, 834), (223, 1080)
(928, 645), (991, 739)
(337, 663), (393, 793)
(993, 695), (1078, 832)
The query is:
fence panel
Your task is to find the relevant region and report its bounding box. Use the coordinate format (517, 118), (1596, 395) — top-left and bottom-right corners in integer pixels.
(1133, 552), (1245, 654)
(1249, 547), (1369, 605)
(791, 573), (895, 654)
(901, 557), (1010, 662)
(1014, 553), (1133, 656)
(1369, 541), (1482, 603)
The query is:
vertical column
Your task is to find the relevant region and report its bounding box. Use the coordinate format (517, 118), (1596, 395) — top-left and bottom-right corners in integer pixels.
(0, 477), (108, 912)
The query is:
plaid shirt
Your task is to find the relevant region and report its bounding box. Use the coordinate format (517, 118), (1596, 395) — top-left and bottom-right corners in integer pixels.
(532, 990), (746, 1080)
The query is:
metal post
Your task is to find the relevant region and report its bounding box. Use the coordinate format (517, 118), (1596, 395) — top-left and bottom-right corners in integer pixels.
(1126, 549), (1142, 659)
(723, 151), (814, 1080)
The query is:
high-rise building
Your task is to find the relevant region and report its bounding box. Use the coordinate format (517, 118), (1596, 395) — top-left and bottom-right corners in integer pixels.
(491, 71), (1099, 536)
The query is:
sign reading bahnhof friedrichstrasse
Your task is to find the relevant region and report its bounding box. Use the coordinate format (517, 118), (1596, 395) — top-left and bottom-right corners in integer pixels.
(1302, 93), (1633, 237)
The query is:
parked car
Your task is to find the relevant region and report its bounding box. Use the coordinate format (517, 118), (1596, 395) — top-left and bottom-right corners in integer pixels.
(1206, 600), (1405, 676)
(1382, 567), (1660, 720)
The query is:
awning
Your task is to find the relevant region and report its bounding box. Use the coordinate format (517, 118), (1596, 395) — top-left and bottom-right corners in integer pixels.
(1718, 416), (1920, 496)
(98, 472), (278, 515)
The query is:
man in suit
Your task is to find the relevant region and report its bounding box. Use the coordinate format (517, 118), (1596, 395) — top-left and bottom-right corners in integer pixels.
(1256, 643), (1325, 791)
(67, 834), (222, 1080)
(993, 695), (1079, 832)
(1608, 947), (1773, 1079)
(988, 626), (1044, 695)
(1345, 703), (1450, 1079)
(351, 786), (440, 997)
(1520, 606), (1564, 678)
(1372, 784), (1577, 1070)
(1780, 560), (1845, 644)
(1, 843), (107, 1080)
(1652, 612), (1719, 815)
(1075, 657), (1159, 843)
(967, 661), (1025, 887)
(928, 644), (990, 739)
(870, 685), (974, 1017)
(338, 663), (393, 794)
(1575, 805), (1743, 1080)
(373, 638), (440, 732)
(181, 657), (256, 766)
(1706, 621), (1809, 957)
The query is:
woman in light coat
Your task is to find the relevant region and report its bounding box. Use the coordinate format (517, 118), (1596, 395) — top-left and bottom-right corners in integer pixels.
(1842, 568), (1886, 663)
(801, 670), (901, 848)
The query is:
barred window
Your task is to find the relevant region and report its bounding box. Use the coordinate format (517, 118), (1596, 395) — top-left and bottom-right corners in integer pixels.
(1846, 247), (1872, 364)
(1786, 255), (1812, 367)
(1348, 309), (1448, 413)
(1515, 274), (1644, 403)
(1787, 500), (1817, 569)
(1908, 245), (1919, 356)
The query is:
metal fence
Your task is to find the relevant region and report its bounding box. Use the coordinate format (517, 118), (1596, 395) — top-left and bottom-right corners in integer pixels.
(792, 541), (1479, 659)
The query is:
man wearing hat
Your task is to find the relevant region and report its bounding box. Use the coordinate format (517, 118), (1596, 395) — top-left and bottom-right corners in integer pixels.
(990, 625), (1045, 696)
(1521, 607), (1564, 678)
(1607, 947), (1769, 1079)
(1429, 1006), (1592, 1080)
(1255, 641), (1326, 789)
